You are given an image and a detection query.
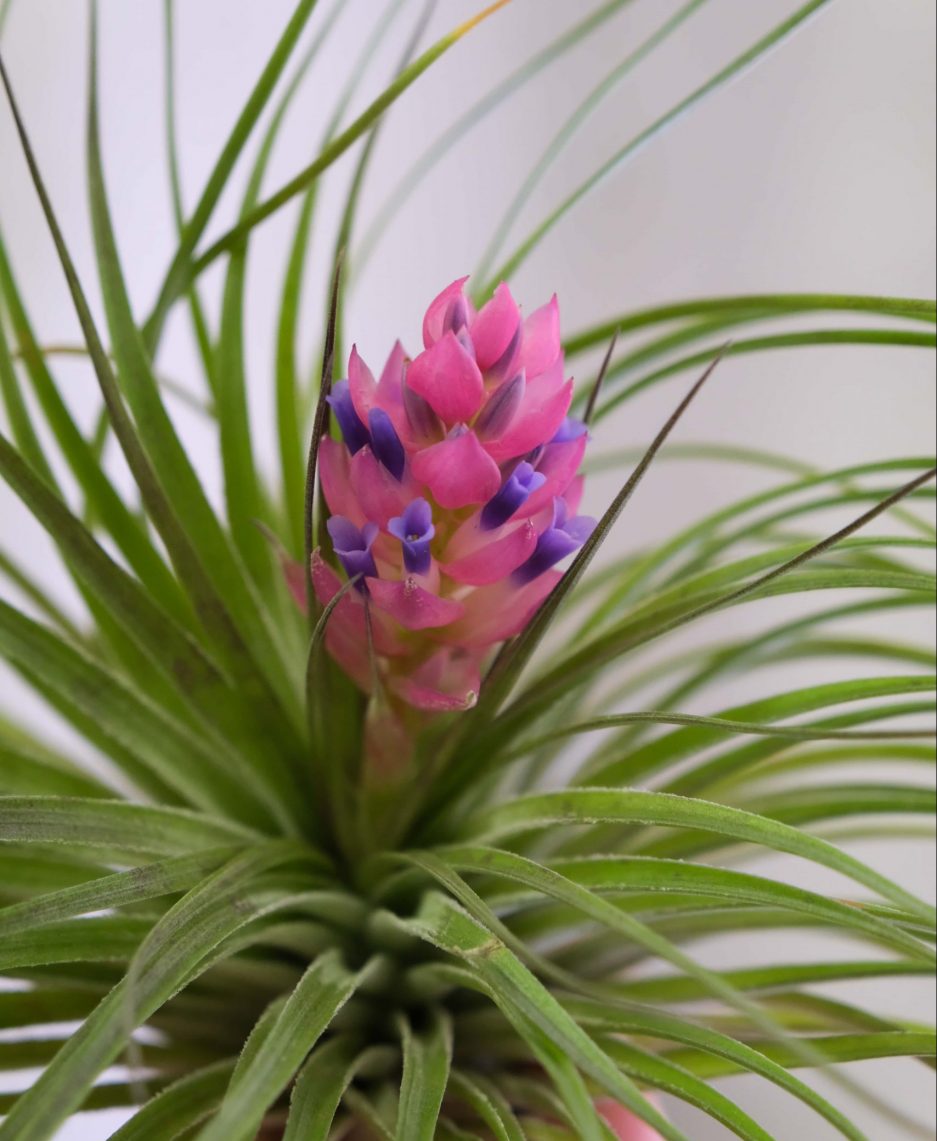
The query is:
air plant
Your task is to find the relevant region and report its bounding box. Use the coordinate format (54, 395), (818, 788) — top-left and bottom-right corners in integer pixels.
(0, 2), (934, 1140)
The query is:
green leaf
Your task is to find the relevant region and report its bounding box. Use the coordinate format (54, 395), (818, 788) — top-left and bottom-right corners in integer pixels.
(0, 916), (149, 971)
(186, 1), (515, 281)
(564, 294), (937, 358)
(195, 952), (370, 1141)
(271, 0), (357, 556)
(284, 1038), (396, 1141)
(488, 0), (835, 284)
(0, 236), (187, 618)
(462, 790), (935, 922)
(447, 1071), (527, 1141)
(0, 845), (315, 1141)
(143, 0), (323, 349)
(474, 0), (708, 289)
(162, 0), (215, 385)
(357, 0), (640, 275)
(598, 1038), (775, 1141)
(615, 960), (935, 1004)
(662, 1031), (936, 1079)
(593, 329), (935, 424)
(0, 723), (112, 799)
(83, 24), (306, 743)
(107, 1062), (237, 1141)
(0, 598), (273, 822)
(416, 353), (724, 833)
(395, 1009), (454, 1141)
(0, 431), (300, 830)
(390, 892), (684, 1141)
(528, 854), (933, 961)
(0, 847), (239, 937)
(0, 797), (259, 856)
(582, 675), (937, 788)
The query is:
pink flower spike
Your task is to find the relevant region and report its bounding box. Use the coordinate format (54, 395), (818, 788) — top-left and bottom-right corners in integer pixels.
(368, 576), (465, 631)
(452, 570), (561, 648)
(319, 437), (367, 524)
(471, 282), (521, 372)
(442, 518), (537, 585)
(521, 294), (561, 379)
(310, 552), (371, 690)
(596, 1098), (667, 1140)
(521, 434), (588, 517)
(484, 373), (573, 463)
(407, 332), (485, 426)
(347, 345), (377, 425)
(411, 428), (502, 509)
(349, 447), (415, 528)
(389, 648), (481, 712)
(422, 277), (473, 348)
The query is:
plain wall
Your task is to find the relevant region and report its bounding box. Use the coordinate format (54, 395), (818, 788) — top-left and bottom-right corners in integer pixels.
(0, 1), (934, 1137)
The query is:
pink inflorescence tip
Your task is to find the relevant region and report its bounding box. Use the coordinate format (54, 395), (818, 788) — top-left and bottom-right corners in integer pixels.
(305, 278), (596, 716)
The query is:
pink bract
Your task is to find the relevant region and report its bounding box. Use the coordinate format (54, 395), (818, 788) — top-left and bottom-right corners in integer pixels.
(292, 278), (596, 737)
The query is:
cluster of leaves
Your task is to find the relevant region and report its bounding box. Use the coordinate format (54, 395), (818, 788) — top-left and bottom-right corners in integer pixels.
(0, 1), (934, 1138)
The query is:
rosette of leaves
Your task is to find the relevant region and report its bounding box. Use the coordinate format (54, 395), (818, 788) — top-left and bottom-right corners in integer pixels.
(0, 1), (934, 1139)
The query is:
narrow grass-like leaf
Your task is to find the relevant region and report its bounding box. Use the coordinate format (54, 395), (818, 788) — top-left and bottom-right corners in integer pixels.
(462, 790), (935, 921)
(0, 847), (239, 937)
(83, 26), (306, 739)
(0, 237), (187, 619)
(593, 329), (936, 423)
(284, 1038), (395, 1141)
(143, 0), (322, 350)
(195, 951), (366, 1141)
(662, 1031), (936, 1078)
(0, 598), (274, 823)
(107, 1062), (237, 1141)
(448, 1071), (527, 1141)
(0, 916), (149, 971)
(0, 846), (317, 1140)
(564, 295), (937, 358)
(581, 675), (937, 788)
(395, 1009), (453, 1141)
(0, 430), (303, 830)
(416, 353), (723, 828)
(0, 733), (110, 799)
(188, 1), (515, 279)
(488, 0), (834, 285)
(497, 469), (937, 743)
(603, 1038), (775, 1141)
(162, 0), (214, 384)
(390, 892), (683, 1140)
(0, 797), (258, 856)
(474, 0), (709, 289)
(356, 0), (638, 274)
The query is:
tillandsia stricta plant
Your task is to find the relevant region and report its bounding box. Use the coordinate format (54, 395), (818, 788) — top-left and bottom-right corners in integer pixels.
(0, 0), (934, 1139)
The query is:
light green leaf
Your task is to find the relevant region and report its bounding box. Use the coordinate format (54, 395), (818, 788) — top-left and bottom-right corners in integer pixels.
(488, 0), (836, 283)
(462, 789), (935, 921)
(390, 892), (685, 1141)
(187, 1), (515, 280)
(395, 1009), (454, 1141)
(0, 797), (259, 856)
(284, 1038), (396, 1141)
(194, 951), (369, 1141)
(0, 847), (239, 937)
(107, 1062), (236, 1141)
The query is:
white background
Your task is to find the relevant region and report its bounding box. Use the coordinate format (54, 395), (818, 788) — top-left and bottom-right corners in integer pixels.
(0, 0), (935, 1137)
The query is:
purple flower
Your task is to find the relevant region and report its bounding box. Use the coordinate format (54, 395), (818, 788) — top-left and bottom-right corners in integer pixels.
(326, 517), (378, 586)
(481, 462), (547, 531)
(388, 499), (435, 575)
(368, 408), (406, 481)
(327, 379), (370, 454)
(512, 498), (596, 584)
